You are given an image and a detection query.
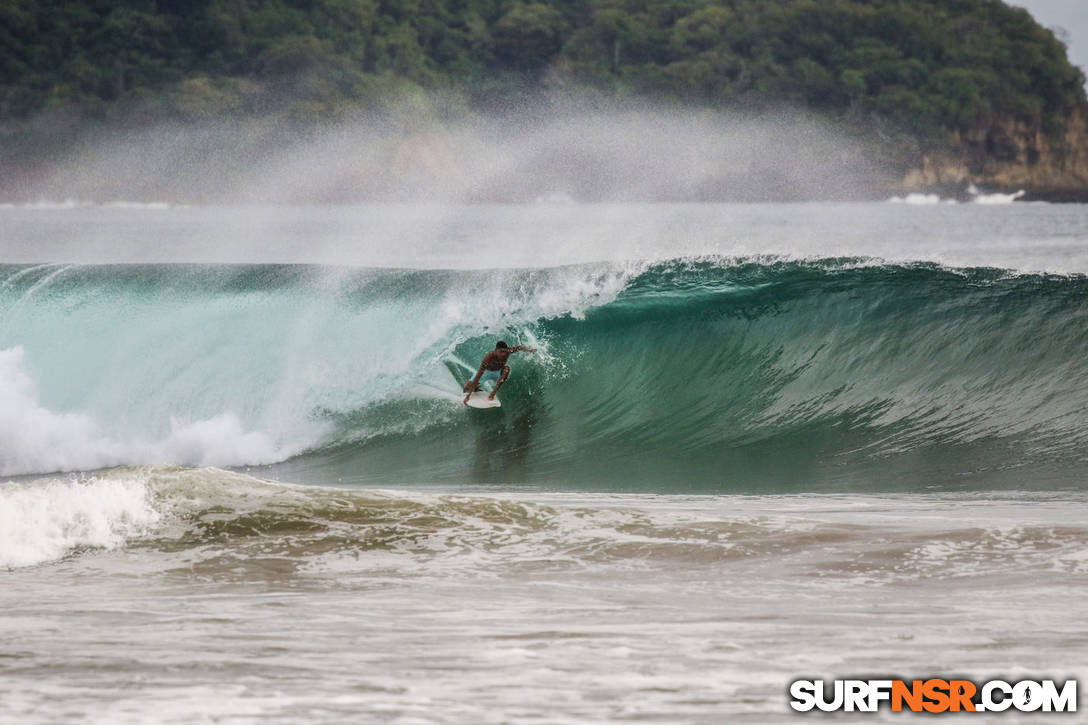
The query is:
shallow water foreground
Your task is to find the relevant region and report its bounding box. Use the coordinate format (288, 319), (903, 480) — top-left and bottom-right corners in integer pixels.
(2, 469), (1085, 722)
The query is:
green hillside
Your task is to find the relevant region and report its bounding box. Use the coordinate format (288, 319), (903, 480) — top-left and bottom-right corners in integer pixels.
(3, 0), (1085, 136)
(3, 0), (1088, 200)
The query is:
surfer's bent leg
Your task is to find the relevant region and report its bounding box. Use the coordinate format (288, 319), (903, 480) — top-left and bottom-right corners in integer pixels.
(490, 366), (510, 399)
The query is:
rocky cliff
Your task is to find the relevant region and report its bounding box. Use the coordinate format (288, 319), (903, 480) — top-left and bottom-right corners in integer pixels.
(901, 108), (1088, 201)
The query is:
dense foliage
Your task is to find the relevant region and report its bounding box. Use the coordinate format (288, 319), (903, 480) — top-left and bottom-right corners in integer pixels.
(1, 0), (1085, 143)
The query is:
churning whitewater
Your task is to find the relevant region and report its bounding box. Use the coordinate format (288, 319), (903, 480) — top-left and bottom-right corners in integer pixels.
(2, 258), (1088, 489)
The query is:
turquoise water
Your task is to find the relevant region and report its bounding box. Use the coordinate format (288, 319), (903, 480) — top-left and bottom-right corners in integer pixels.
(3, 258), (1088, 490)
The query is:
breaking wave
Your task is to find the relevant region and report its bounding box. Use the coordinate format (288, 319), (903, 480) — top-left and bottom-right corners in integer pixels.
(2, 259), (1087, 489)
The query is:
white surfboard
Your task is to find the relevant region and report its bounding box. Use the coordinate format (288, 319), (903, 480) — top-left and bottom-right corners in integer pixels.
(464, 391), (501, 409)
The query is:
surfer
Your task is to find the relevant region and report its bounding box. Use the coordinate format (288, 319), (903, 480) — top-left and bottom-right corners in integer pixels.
(463, 341), (536, 404)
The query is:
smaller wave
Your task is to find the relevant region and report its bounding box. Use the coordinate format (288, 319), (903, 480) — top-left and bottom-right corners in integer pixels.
(0, 471), (160, 568)
(7, 467), (1088, 586)
(0, 467), (801, 573)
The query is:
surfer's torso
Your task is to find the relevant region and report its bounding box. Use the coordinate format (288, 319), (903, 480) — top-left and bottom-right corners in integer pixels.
(482, 349), (514, 370)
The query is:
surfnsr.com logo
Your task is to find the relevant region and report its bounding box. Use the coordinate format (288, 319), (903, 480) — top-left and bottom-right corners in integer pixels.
(789, 678), (1077, 713)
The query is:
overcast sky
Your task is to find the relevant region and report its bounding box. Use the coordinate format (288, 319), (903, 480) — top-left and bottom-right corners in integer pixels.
(1008, 0), (1088, 85)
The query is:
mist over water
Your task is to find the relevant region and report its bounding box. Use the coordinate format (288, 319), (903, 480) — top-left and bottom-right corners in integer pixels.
(6, 107), (886, 205)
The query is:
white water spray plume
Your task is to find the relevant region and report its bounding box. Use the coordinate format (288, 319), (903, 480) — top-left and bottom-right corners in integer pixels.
(7, 106), (887, 204)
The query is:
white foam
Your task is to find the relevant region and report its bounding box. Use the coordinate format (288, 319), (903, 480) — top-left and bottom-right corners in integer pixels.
(0, 347), (301, 476)
(972, 189), (1026, 204)
(0, 199), (94, 210)
(0, 472), (160, 568)
(0, 347), (118, 475)
(157, 414), (291, 468)
(888, 192), (956, 205)
(0, 199), (171, 210)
